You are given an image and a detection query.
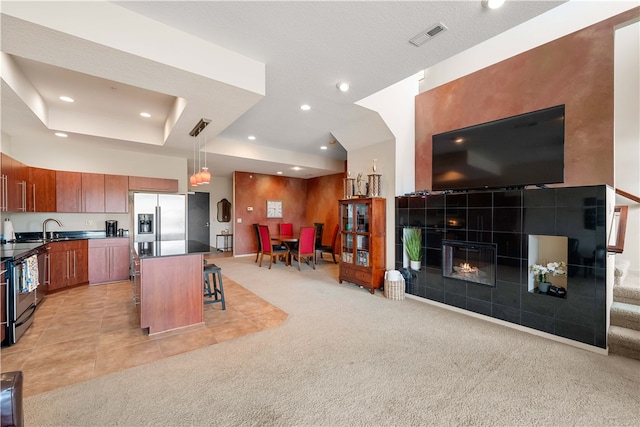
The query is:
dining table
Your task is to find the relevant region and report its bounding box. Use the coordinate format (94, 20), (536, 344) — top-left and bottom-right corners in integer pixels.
(271, 234), (298, 266)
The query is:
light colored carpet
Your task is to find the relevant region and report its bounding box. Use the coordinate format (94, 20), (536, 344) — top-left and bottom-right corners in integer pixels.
(25, 257), (640, 426)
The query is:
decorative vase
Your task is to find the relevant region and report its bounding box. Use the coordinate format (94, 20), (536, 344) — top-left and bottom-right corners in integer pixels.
(410, 260), (421, 271)
(538, 281), (551, 293)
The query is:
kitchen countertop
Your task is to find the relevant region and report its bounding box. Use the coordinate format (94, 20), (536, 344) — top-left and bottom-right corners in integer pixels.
(1, 231), (130, 261)
(1, 242), (45, 261)
(134, 240), (217, 259)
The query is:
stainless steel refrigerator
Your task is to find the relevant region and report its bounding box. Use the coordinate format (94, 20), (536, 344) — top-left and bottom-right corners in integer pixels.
(133, 193), (186, 242)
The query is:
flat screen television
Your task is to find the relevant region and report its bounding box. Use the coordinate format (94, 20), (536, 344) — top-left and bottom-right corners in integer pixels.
(431, 105), (565, 191)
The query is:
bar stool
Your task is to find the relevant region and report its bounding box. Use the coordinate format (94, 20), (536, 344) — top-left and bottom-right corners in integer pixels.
(203, 263), (226, 309)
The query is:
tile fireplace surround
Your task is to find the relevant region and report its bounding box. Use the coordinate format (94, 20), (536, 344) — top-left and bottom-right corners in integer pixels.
(395, 185), (613, 349)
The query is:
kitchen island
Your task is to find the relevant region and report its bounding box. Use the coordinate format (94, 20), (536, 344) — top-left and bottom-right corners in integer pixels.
(133, 240), (216, 335)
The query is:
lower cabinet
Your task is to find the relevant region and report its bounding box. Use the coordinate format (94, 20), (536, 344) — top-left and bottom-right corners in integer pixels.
(49, 240), (88, 291)
(88, 238), (130, 284)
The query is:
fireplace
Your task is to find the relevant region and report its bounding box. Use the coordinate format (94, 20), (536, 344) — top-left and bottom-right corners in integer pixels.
(442, 240), (497, 287)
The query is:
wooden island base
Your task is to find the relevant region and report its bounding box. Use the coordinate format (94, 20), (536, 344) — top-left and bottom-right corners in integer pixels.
(139, 253), (204, 335)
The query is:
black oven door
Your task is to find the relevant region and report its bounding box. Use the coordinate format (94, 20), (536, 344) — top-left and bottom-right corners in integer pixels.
(12, 302), (36, 344)
(7, 252), (38, 345)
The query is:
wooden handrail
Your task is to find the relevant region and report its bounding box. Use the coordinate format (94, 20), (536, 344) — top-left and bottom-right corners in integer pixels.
(616, 188), (640, 204)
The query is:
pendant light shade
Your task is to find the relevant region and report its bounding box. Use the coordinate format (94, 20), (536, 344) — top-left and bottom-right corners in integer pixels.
(200, 167), (211, 185)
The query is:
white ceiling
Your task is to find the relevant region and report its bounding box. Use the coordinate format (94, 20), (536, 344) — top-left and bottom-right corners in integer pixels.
(1, 0), (567, 179)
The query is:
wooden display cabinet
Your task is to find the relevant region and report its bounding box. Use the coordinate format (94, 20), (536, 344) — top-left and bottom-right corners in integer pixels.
(338, 197), (386, 294)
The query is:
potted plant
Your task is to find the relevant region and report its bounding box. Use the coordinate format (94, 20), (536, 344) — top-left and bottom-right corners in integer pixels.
(403, 228), (422, 271)
(530, 261), (567, 293)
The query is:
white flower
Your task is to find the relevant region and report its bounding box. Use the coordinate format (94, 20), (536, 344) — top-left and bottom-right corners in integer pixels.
(530, 261), (567, 282)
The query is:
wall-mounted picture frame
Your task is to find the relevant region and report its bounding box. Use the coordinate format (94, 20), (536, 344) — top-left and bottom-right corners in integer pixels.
(266, 200), (283, 218)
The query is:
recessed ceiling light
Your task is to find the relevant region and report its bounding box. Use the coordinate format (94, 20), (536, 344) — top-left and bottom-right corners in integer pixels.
(292, 166), (302, 171)
(248, 135), (256, 140)
(320, 146), (328, 150)
(140, 112), (151, 118)
(59, 96), (74, 103)
(482, 0), (505, 9)
(336, 82), (350, 92)
(276, 171), (283, 175)
(54, 132), (68, 137)
(300, 104), (311, 111)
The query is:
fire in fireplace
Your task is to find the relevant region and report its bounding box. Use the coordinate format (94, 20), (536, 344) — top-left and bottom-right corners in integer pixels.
(442, 240), (497, 287)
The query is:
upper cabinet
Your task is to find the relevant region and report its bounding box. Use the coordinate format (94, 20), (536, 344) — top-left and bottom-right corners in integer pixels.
(2, 152), (176, 213)
(128, 176), (178, 193)
(28, 167), (57, 212)
(105, 174), (129, 213)
(81, 173), (105, 212)
(1, 153), (28, 212)
(56, 171), (82, 212)
(56, 172), (105, 213)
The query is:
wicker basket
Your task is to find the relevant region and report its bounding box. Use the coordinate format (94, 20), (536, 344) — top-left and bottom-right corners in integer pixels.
(385, 277), (405, 300)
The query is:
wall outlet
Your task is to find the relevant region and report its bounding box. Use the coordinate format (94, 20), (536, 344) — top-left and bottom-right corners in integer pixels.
(85, 219), (94, 226)
(237, 218), (242, 223)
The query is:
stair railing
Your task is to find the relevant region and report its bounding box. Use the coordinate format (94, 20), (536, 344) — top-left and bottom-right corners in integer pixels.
(608, 188), (639, 253)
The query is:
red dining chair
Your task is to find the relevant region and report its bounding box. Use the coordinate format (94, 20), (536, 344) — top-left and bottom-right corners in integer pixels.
(293, 226), (316, 270)
(252, 223), (262, 263)
(279, 223), (293, 236)
(316, 224), (339, 264)
(258, 225), (289, 269)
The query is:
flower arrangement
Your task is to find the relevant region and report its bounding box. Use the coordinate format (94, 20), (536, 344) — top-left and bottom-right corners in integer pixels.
(530, 261), (567, 283)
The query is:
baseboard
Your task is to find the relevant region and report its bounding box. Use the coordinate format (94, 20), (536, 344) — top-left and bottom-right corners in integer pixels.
(405, 293), (609, 356)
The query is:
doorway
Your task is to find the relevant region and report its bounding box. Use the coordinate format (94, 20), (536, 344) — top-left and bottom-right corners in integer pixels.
(188, 192), (210, 245)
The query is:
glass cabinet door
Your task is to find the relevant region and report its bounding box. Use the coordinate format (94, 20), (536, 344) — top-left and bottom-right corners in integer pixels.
(356, 235), (370, 267)
(341, 203), (353, 232)
(355, 203), (369, 232)
(342, 233), (353, 264)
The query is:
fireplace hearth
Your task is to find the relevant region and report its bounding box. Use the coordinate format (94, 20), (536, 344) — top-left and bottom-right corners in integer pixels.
(442, 240), (496, 287)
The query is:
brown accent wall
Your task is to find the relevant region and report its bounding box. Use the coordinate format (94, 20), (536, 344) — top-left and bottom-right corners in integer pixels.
(233, 171), (345, 256)
(306, 174), (344, 246)
(415, 8), (639, 191)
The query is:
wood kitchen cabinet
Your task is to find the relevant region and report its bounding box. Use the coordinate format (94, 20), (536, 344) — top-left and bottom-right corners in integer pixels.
(82, 172), (105, 212)
(48, 240), (88, 292)
(128, 176), (178, 193)
(56, 171), (105, 212)
(338, 197), (386, 294)
(105, 174), (129, 213)
(88, 238), (130, 284)
(55, 171), (82, 212)
(1, 153), (28, 212)
(28, 167), (57, 212)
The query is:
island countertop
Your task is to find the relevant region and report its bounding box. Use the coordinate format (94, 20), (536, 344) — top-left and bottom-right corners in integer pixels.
(134, 240), (217, 259)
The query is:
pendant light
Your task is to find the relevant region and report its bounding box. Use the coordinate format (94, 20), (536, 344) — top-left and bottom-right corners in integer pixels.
(200, 119), (211, 185)
(188, 118), (212, 186)
(189, 131), (198, 186)
(195, 131), (203, 185)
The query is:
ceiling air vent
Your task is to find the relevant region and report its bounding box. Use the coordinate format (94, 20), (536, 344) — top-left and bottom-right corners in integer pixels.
(409, 22), (448, 47)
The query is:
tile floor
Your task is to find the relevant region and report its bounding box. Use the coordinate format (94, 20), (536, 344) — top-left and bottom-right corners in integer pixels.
(0, 255), (288, 397)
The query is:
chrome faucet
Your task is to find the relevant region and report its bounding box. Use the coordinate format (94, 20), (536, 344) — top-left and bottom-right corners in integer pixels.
(42, 218), (63, 240)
